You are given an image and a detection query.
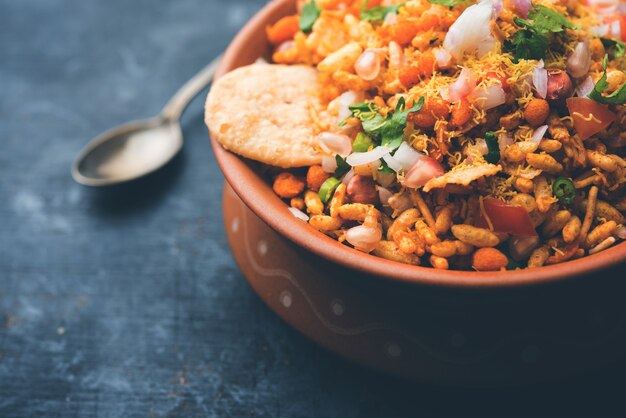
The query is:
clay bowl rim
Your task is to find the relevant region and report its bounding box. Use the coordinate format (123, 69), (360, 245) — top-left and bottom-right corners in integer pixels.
(209, 0), (626, 290)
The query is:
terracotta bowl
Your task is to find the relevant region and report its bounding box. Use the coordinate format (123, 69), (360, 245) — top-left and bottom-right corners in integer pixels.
(210, 0), (626, 385)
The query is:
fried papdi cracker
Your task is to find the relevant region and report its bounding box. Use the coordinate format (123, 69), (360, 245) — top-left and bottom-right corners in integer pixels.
(206, 64), (327, 168)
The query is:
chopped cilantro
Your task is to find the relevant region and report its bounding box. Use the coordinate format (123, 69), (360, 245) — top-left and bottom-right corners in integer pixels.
(427, 0), (467, 7)
(378, 159), (395, 174)
(300, 1), (321, 33)
(335, 155), (351, 178)
(350, 97), (424, 152)
(360, 0), (404, 23)
(588, 55), (626, 105)
(600, 37), (626, 59)
(484, 132), (500, 164)
(504, 4), (577, 61)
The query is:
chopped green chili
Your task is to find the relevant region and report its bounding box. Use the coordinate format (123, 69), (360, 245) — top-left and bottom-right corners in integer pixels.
(484, 132), (500, 164)
(319, 177), (341, 203)
(552, 177), (576, 205)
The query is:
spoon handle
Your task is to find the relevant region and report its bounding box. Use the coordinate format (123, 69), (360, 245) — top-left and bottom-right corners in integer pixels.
(161, 54), (223, 121)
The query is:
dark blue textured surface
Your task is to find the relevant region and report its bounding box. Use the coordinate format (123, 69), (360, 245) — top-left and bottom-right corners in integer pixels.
(1, 0), (626, 416)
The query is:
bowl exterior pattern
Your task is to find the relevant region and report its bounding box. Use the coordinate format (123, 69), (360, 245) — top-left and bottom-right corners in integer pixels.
(224, 185), (626, 385)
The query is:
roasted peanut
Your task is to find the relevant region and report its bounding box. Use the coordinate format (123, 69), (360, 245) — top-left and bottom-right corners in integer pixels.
(374, 241), (421, 265)
(451, 224), (500, 247)
(346, 175), (378, 205)
(546, 69), (573, 102)
(304, 190), (324, 215)
(472, 247), (508, 271)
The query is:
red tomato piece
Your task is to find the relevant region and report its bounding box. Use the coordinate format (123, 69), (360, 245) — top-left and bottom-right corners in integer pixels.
(475, 198), (538, 237)
(566, 97), (616, 140)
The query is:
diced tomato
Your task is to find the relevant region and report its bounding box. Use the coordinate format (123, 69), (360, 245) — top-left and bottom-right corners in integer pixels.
(619, 15), (626, 42)
(475, 198), (538, 237)
(566, 97), (616, 140)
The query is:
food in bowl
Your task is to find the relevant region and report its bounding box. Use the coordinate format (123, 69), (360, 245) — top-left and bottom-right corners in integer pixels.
(206, 0), (626, 271)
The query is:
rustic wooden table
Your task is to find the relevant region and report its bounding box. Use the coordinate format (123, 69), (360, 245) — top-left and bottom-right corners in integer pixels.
(1, 0), (625, 416)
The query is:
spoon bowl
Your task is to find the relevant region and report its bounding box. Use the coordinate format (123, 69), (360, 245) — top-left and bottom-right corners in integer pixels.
(72, 117), (182, 186)
(72, 55), (221, 187)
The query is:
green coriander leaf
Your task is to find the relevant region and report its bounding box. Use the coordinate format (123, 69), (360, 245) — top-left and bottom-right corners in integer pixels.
(588, 55), (626, 105)
(503, 29), (549, 60)
(380, 97), (425, 151)
(335, 155), (351, 178)
(484, 132), (500, 164)
(600, 37), (626, 59)
(427, 0), (467, 7)
(378, 159), (395, 174)
(300, 1), (321, 33)
(360, 0), (404, 23)
(526, 5), (577, 34)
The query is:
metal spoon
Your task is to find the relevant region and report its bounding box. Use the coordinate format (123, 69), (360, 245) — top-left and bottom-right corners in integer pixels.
(72, 55), (222, 186)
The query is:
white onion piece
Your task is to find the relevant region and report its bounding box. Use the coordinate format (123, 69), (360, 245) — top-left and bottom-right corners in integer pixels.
(317, 132), (353, 157)
(378, 186), (394, 206)
(490, 0), (503, 17)
(341, 168), (355, 185)
(328, 91), (364, 124)
(533, 67), (548, 99)
(576, 76), (595, 97)
(355, 49), (382, 81)
(393, 142), (424, 172)
(345, 225), (382, 253)
(288, 207), (309, 222)
(402, 157), (445, 188)
(498, 132), (515, 153)
(346, 146), (390, 166)
(447, 68), (476, 101)
(382, 154), (403, 172)
(592, 24), (610, 37)
(433, 48), (453, 69)
(443, 0), (496, 60)
(530, 125), (549, 144)
(567, 40), (591, 79)
(615, 225), (626, 240)
(377, 171), (397, 188)
(321, 155), (338, 173)
(472, 83), (506, 110)
(512, 0), (532, 17)
(474, 138), (489, 155)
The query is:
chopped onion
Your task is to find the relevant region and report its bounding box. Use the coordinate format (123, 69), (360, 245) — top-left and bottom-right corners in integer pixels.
(355, 49), (383, 81)
(341, 168), (355, 185)
(392, 142), (424, 172)
(328, 91), (363, 124)
(530, 125), (549, 144)
(382, 154), (403, 172)
(566, 40), (591, 79)
(433, 48), (453, 69)
(345, 225), (382, 253)
(346, 146), (390, 166)
(447, 68), (476, 101)
(288, 207), (309, 222)
(592, 24), (610, 37)
(402, 156), (445, 188)
(576, 76), (595, 97)
(316, 132), (353, 157)
(498, 132), (515, 153)
(443, 0), (496, 60)
(615, 225), (626, 240)
(512, 0), (532, 17)
(321, 155), (338, 173)
(378, 186), (394, 206)
(533, 67), (548, 99)
(472, 83), (506, 110)
(474, 138), (488, 155)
